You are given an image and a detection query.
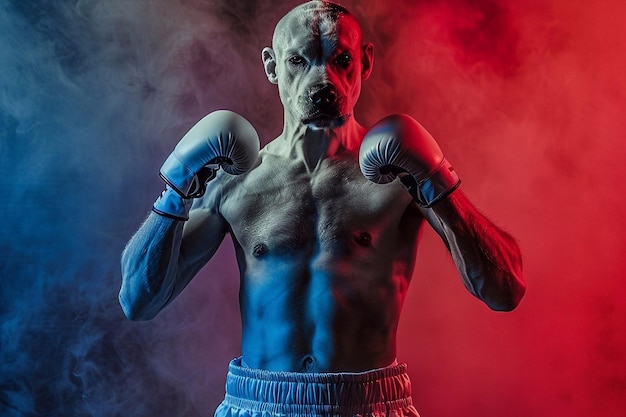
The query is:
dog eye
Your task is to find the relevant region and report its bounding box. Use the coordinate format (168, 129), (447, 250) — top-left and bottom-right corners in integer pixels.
(335, 53), (352, 69)
(288, 55), (305, 66)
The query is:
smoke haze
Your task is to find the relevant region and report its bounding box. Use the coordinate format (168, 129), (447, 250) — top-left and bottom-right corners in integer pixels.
(1, 0), (624, 416)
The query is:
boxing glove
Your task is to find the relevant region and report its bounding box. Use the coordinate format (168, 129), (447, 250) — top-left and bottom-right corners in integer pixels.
(359, 114), (460, 207)
(152, 110), (260, 220)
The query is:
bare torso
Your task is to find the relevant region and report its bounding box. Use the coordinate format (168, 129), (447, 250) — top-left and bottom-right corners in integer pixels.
(119, 0), (525, 379)
(206, 131), (424, 373)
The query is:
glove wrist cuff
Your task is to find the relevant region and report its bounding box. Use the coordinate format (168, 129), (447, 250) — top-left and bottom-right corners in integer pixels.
(416, 159), (461, 208)
(152, 186), (192, 221)
(159, 154), (196, 197)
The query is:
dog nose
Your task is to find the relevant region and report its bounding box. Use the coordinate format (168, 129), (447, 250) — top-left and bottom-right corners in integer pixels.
(308, 85), (337, 106)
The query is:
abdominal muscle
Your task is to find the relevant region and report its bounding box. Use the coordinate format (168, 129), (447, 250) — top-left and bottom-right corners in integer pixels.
(220, 148), (421, 373)
(237, 246), (410, 373)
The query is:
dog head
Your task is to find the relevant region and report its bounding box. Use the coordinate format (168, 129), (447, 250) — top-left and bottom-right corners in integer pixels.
(262, 1), (374, 130)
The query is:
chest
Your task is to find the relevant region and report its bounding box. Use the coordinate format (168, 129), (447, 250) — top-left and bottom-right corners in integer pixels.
(220, 153), (414, 255)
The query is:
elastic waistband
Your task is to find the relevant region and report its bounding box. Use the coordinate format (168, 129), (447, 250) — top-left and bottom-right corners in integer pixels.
(222, 357), (414, 416)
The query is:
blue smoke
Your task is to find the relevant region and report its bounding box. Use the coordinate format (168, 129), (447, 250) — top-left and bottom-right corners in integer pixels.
(0, 1), (284, 415)
(5, 0), (624, 416)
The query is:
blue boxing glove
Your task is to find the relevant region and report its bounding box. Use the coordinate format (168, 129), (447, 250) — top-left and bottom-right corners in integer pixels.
(359, 114), (460, 207)
(153, 110), (260, 220)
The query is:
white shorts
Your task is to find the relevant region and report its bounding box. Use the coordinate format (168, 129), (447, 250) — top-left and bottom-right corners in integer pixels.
(214, 357), (420, 417)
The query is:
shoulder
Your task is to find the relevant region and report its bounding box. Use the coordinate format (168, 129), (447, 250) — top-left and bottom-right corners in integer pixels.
(196, 142), (296, 205)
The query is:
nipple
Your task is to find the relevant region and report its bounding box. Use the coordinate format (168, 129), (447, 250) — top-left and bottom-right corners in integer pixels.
(354, 232), (372, 247)
(252, 243), (269, 257)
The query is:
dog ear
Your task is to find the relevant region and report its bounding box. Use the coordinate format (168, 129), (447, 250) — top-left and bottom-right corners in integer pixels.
(262, 47), (278, 84)
(361, 42), (374, 80)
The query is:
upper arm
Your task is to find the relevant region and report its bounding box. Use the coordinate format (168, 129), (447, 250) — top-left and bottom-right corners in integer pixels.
(167, 187), (230, 303)
(418, 198), (451, 250)
(418, 188), (525, 310)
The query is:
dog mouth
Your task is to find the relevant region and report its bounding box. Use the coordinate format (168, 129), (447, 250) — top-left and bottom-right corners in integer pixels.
(298, 83), (349, 127)
(302, 110), (334, 124)
(301, 111), (349, 128)
(300, 100), (347, 127)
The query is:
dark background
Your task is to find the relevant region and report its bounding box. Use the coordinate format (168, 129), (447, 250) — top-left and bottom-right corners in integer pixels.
(1, 0), (624, 416)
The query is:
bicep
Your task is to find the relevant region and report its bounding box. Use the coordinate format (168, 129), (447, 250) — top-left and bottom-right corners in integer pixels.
(419, 189), (525, 309)
(418, 201), (451, 251)
(169, 200), (230, 300)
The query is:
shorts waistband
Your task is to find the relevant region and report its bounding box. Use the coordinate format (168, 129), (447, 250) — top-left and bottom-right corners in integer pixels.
(222, 357), (414, 416)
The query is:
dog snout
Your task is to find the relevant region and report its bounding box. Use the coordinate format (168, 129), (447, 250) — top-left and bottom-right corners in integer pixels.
(308, 84), (338, 106)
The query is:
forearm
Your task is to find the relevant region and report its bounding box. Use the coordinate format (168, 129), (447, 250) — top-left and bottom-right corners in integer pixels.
(119, 212), (184, 320)
(425, 190), (526, 311)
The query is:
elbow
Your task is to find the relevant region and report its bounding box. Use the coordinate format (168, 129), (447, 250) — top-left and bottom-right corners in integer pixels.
(119, 248), (163, 321)
(482, 248), (526, 312)
(118, 285), (159, 321)
(483, 271), (526, 312)
(486, 286), (525, 312)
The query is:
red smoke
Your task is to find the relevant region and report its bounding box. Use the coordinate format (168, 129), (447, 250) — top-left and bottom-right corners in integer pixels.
(349, 1), (626, 416)
(2, 0), (623, 416)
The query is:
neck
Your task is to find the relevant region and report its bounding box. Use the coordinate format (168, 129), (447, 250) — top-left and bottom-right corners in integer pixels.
(280, 111), (365, 171)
